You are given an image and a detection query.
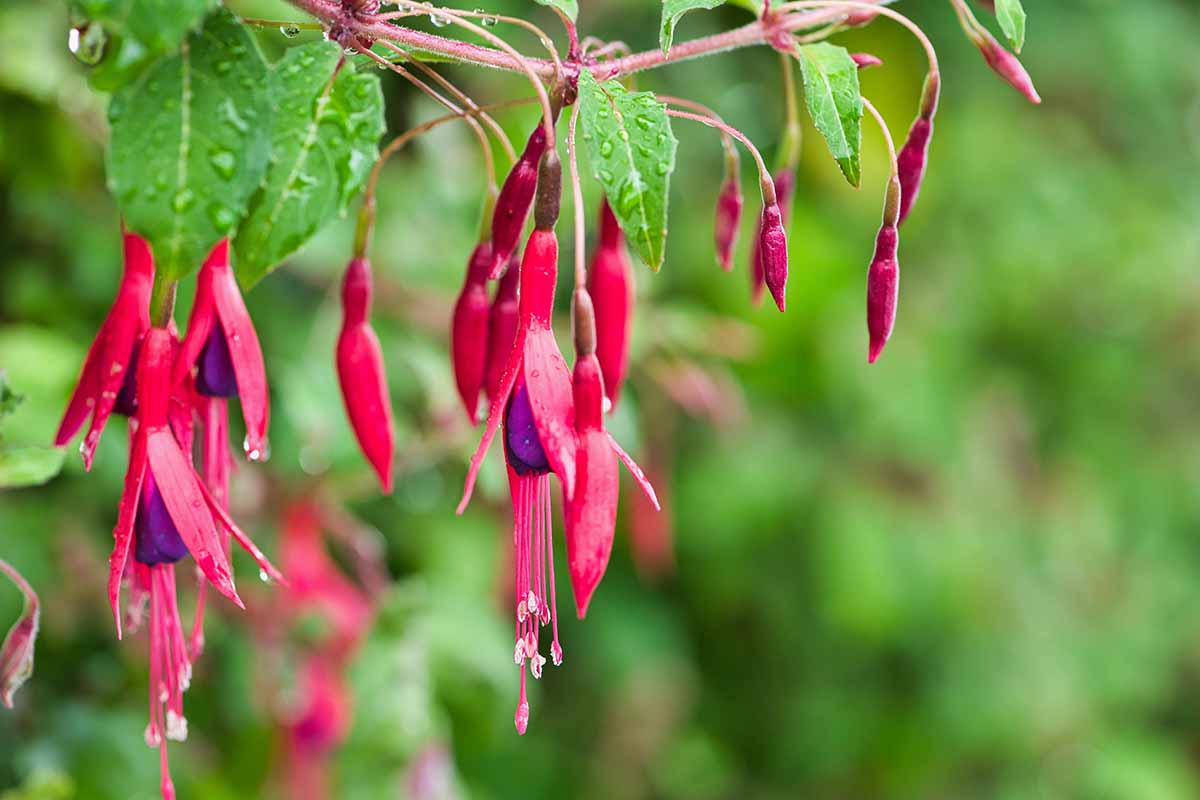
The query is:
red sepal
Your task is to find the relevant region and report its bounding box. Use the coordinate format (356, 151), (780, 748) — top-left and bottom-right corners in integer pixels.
(588, 200), (633, 409)
(451, 242), (493, 424)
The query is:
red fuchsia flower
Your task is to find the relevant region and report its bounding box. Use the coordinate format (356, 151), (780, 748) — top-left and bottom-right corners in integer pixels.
(336, 257), (396, 493)
(485, 253), (521, 406)
(972, 27), (1041, 104)
(867, 175), (902, 363)
(55, 229), (153, 469)
(283, 657), (352, 800)
(750, 168), (794, 309)
(108, 326), (284, 799)
(174, 238), (270, 461)
(587, 199), (634, 409)
(488, 121), (551, 279)
(0, 558), (38, 709)
(450, 241), (493, 424)
(459, 151), (577, 733)
(714, 172), (744, 272)
(897, 72), (941, 225)
(565, 288), (658, 618)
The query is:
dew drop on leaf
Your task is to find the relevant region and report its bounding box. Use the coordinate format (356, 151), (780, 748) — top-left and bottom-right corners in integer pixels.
(209, 150), (236, 180)
(279, 25), (302, 38)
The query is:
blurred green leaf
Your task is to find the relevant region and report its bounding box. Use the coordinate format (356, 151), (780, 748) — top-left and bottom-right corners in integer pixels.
(996, 0), (1027, 53)
(0, 446), (65, 489)
(532, 0), (577, 22)
(73, 0), (216, 58)
(577, 69), (678, 271)
(794, 42), (862, 187)
(107, 8), (272, 281)
(235, 46), (384, 288)
(660, 0), (726, 55)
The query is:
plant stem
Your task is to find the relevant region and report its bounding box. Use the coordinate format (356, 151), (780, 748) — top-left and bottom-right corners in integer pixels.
(567, 102), (586, 291)
(282, 0), (897, 79)
(664, 109), (772, 199)
(149, 278), (177, 329)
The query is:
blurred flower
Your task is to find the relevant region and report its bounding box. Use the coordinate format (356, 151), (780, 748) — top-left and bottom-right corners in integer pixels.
(0, 558), (38, 709)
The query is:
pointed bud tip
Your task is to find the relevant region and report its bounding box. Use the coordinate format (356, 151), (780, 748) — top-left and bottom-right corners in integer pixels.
(868, 338), (887, 364)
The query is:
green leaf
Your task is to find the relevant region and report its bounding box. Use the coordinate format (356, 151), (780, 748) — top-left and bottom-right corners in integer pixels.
(794, 43), (862, 187)
(0, 447), (65, 489)
(73, 0), (216, 57)
(660, 0), (726, 55)
(234, 45), (385, 288)
(995, 0), (1026, 53)
(107, 9), (273, 282)
(0, 373), (22, 424)
(533, 0), (577, 22)
(577, 69), (678, 272)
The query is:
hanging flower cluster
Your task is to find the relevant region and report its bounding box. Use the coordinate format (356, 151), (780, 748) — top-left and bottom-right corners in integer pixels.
(55, 234), (285, 798)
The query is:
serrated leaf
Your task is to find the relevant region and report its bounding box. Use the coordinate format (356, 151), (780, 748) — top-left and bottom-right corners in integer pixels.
(74, 0), (216, 56)
(0, 447), (65, 489)
(660, 0), (726, 55)
(995, 0), (1026, 53)
(577, 69), (678, 272)
(533, 0), (577, 22)
(234, 45), (385, 288)
(794, 43), (862, 187)
(107, 9), (273, 282)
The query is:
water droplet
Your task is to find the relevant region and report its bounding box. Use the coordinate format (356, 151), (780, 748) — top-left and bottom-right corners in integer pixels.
(635, 115), (654, 131)
(258, 569), (271, 583)
(656, 160), (671, 176)
(209, 149), (236, 179)
(207, 203), (236, 230)
(599, 139), (614, 158)
(618, 181), (640, 216)
(598, 169), (614, 183)
(429, 11), (452, 27)
(244, 435), (271, 462)
(214, 60), (233, 75)
(618, 129), (630, 142)
(68, 22), (107, 65)
(279, 25), (301, 38)
(172, 189), (195, 213)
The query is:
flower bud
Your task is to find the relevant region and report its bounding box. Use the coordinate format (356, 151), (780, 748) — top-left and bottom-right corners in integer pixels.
(897, 72), (940, 225)
(758, 201), (789, 313)
(450, 243), (493, 424)
(974, 29), (1041, 104)
(750, 169), (794, 307)
(485, 254), (520, 404)
(851, 52), (883, 69)
(714, 175), (743, 272)
(587, 200), (633, 407)
(336, 258), (395, 493)
(490, 123), (549, 278)
(867, 223), (899, 364)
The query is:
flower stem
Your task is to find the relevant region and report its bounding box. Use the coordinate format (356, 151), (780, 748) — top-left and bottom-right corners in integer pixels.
(150, 278), (177, 329)
(664, 109), (772, 201)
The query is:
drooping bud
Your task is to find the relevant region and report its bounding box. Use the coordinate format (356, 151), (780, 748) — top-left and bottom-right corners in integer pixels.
(587, 200), (633, 408)
(757, 175), (790, 313)
(336, 258), (395, 493)
(897, 71), (940, 225)
(714, 173), (743, 272)
(485, 254), (520, 404)
(843, 9), (880, 26)
(0, 559), (38, 709)
(750, 168), (794, 307)
(489, 122), (551, 278)
(973, 28), (1040, 104)
(533, 149), (562, 232)
(851, 52), (883, 69)
(867, 175), (902, 363)
(450, 242), (493, 424)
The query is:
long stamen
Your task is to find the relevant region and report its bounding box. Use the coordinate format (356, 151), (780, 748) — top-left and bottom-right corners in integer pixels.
(544, 481), (562, 666)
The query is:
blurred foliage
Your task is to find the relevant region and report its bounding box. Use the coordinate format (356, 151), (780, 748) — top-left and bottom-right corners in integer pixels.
(3, 0), (1200, 798)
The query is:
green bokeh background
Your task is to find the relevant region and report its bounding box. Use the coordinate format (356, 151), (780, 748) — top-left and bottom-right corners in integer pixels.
(3, 0), (1200, 797)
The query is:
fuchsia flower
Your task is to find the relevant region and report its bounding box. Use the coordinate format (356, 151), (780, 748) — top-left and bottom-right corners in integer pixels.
(55, 230), (153, 469)
(459, 151), (581, 732)
(336, 257), (396, 493)
(750, 169), (794, 310)
(485, 253), (521, 405)
(450, 242), (493, 424)
(586, 199), (633, 409)
(488, 122), (549, 278)
(714, 173), (744, 272)
(972, 27), (1041, 104)
(108, 325), (284, 798)
(565, 288), (658, 618)
(0, 558), (38, 709)
(174, 239), (270, 461)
